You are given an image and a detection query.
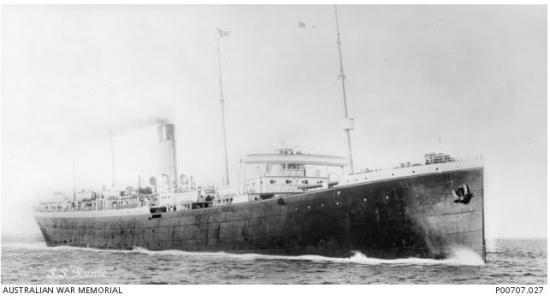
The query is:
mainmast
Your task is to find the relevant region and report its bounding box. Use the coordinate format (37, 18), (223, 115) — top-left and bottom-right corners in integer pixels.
(217, 29), (230, 185)
(334, 6), (355, 174)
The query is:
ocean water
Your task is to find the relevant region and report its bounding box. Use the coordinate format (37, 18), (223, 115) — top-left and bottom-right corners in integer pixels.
(1, 236), (546, 284)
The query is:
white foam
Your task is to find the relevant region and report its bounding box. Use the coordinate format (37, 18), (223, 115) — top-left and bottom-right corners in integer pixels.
(346, 247), (485, 266)
(3, 242), (485, 266)
(441, 247), (486, 266)
(132, 246), (485, 266)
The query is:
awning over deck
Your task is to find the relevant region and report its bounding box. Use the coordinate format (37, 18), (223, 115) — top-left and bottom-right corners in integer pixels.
(241, 153), (347, 167)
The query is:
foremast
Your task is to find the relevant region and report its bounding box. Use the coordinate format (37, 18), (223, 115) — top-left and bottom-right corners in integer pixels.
(217, 29), (231, 186)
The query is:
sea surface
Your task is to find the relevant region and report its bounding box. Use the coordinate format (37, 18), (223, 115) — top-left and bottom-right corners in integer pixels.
(1, 235), (546, 284)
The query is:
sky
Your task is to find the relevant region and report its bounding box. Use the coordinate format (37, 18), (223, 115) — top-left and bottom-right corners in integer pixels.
(1, 5), (546, 239)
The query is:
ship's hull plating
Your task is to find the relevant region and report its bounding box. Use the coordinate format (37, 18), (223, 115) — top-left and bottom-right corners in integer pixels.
(36, 168), (485, 260)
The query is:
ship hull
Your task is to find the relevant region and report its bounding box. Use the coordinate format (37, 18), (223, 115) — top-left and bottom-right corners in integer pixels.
(36, 167), (485, 260)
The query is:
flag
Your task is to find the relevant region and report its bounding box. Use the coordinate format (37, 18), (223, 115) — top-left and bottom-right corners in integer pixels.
(217, 28), (231, 37)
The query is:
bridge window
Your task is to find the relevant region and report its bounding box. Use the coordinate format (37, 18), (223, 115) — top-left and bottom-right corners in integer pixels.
(270, 179), (276, 184)
(285, 180), (292, 184)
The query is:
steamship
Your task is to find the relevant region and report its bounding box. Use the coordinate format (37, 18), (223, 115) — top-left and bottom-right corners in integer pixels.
(35, 7), (485, 260)
(35, 122), (485, 260)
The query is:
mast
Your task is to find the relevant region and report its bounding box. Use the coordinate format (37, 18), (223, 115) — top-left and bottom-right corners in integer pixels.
(334, 5), (355, 174)
(71, 131), (77, 202)
(109, 124), (116, 187)
(107, 84), (116, 187)
(71, 96), (78, 202)
(217, 33), (230, 185)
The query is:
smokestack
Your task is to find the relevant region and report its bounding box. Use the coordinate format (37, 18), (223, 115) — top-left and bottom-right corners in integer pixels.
(158, 123), (178, 191)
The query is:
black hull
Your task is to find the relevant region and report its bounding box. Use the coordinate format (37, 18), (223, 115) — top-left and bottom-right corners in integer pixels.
(36, 168), (485, 260)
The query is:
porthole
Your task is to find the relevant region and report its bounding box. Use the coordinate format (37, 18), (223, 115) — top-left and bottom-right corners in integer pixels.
(336, 202), (339, 206)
